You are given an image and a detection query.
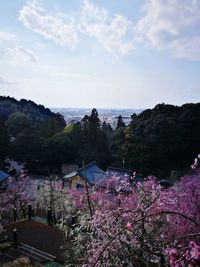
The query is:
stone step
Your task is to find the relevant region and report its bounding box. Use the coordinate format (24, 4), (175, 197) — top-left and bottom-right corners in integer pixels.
(16, 243), (56, 263)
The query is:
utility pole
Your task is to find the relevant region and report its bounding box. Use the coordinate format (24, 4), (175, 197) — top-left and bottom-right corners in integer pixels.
(83, 161), (93, 218)
(122, 158), (125, 170)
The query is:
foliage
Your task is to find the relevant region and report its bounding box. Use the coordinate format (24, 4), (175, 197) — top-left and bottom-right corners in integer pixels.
(3, 257), (42, 267)
(27, 154), (200, 266)
(36, 176), (70, 224)
(41, 132), (75, 171)
(1, 97), (200, 178)
(0, 96), (66, 172)
(0, 172), (33, 222)
(110, 103), (200, 177)
(77, 108), (110, 168)
(116, 115), (126, 129)
(167, 241), (200, 267)
(0, 119), (9, 169)
(61, 168), (200, 266)
(6, 112), (32, 137)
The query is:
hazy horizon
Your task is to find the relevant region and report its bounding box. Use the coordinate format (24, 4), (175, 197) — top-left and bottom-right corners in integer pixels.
(2, 94), (200, 111)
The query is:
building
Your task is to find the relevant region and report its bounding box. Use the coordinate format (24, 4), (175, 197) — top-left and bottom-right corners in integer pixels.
(63, 161), (105, 189)
(61, 163), (78, 176)
(0, 170), (10, 188)
(63, 162), (143, 190)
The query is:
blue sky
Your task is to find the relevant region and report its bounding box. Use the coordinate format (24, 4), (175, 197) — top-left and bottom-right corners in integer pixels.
(0, 0), (200, 109)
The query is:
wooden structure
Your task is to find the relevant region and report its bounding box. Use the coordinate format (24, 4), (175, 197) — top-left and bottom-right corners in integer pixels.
(63, 161), (105, 189)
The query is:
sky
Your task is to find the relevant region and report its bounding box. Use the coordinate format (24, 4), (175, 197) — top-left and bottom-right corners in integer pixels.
(0, 0), (200, 109)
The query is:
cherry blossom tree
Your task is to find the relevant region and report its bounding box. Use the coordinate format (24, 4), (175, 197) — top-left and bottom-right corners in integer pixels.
(36, 176), (71, 225)
(0, 171), (33, 224)
(62, 167), (200, 266)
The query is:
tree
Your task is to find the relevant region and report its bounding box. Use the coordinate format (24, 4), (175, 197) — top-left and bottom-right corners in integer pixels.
(80, 109), (110, 167)
(36, 175), (67, 225)
(101, 121), (113, 145)
(6, 112), (32, 137)
(110, 127), (126, 168)
(41, 132), (75, 172)
(0, 120), (9, 169)
(63, 168), (200, 267)
(0, 172), (33, 222)
(9, 128), (41, 164)
(116, 115), (126, 129)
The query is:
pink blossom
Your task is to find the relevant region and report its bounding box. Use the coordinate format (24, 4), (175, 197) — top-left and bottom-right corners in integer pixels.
(190, 247), (200, 260)
(189, 241), (197, 248)
(169, 249), (177, 257)
(189, 241), (200, 260)
(64, 171), (200, 267)
(127, 222), (132, 231)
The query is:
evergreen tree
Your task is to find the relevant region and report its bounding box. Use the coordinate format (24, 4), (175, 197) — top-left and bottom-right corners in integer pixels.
(116, 115), (126, 129)
(0, 120), (9, 169)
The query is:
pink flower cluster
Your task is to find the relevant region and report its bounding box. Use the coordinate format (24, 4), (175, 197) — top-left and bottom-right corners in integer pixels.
(168, 241), (200, 267)
(191, 154), (200, 169)
(126, 222), (132, 231)
(64, 169), (200, 267)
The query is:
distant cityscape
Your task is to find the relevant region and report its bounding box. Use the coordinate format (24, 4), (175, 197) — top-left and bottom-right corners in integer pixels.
(51, 107), (143, 128)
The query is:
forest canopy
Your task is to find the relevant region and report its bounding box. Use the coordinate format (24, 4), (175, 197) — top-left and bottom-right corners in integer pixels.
(1, 96), (200, 179)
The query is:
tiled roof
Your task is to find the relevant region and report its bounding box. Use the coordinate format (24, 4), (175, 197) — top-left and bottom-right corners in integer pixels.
(0, 170), (9, 182)
(78, 161), (105, 185)
(63, 171), (77, 179)
(63, 161), (105, 185)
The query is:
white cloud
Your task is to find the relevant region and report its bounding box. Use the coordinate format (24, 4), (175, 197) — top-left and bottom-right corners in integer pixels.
(19, 1), (78, 48)
(18, 0), (134, 56)
(0, 31), (16, 43)
(80, 0), (134, 56)
(169, 37), (200, 61)
(134, 0), (200, 60)
(5, 46), (38, 65)
(0, 76), (17, 86)
(0, 76), (9, 84)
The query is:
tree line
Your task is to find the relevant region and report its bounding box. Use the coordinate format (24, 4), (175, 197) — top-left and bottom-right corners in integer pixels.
(1, 96), (200, 178)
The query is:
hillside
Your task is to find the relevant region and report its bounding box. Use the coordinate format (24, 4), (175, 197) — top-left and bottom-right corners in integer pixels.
(0, 96), (66, 171)
(1, 96), (200, 178)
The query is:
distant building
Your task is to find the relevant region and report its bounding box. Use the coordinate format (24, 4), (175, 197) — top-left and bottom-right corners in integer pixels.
(63, 161), (105, 189)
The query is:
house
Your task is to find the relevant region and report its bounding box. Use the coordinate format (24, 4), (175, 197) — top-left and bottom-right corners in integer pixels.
(63, 162), (143, 190)
(0, 170), (10, 188)
(61, 163), (78, 176)
(63, 161), (105, 189)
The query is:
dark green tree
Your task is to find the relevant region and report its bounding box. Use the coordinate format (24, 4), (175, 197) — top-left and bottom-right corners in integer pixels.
(116, 115), (126, 129)
(101, 121), (113, 145)
(79, 109), (110, 167)
(6, 112), (32, 137)
(41, 132), (75, 173)
(0, 120), (9, 169)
